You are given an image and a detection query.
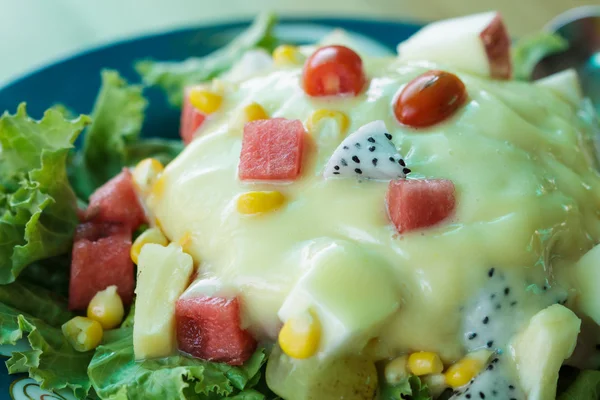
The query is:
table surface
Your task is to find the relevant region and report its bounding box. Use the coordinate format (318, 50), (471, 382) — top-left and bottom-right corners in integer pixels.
(0, 0), (595, 86)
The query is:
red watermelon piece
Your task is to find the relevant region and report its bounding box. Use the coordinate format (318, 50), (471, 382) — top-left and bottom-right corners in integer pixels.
(69, 222), (134, 310)
(85, 169), (146, 229)
(176, 296), (257, 365)
(238, 118), (305, 181)
(181, 87), (206, 145)
(386, 179), (456, 234)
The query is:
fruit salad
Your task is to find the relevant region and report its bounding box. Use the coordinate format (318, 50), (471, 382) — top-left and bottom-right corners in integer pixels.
(1, 11), (599, 400)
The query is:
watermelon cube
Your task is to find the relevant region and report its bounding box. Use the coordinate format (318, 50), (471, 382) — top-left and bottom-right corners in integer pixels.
(181, 87), (206, 145)
(85, 169), (146, 229)
(69, 222), (134, 310)
(238, 118), (305, 181)
(176, 296), (257, 365)
(386, 179), (456, 234)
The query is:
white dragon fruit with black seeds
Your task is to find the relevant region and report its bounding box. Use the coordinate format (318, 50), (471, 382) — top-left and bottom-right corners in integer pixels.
(461, 268), (568, 352)
(450, 355), (525, 400)
(323, 120), (409, 180)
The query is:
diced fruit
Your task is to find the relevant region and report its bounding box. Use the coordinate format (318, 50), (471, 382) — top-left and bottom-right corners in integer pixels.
(386, 179), (456, 234)
(279, 310), (321, 359)
(85, 169), (146, 229)
(132, 158), (164, 196)
(303, 45), (366, 97)
(69, 223), (134, 310)
(243, 102), (269, 123)
(62, 316), (103, 352)
(385, 355), (409, 385)
(535, 69), (583, 106)
(273, 45), (304, 66)
(130, 227), (169, 264)
(575, 244), (600, 324)
(397, 12), (511, 79)
(238, 118), (305, 181)
(87, 285), (125, 330)
(266, 344), (378, 400)
(188, 88), (223, 115)
(306, 109), (349, 135)
(394, 70), (467, 128)
(237, 191), (286, 215)
(408, 351), (444, 376)
(176, 296), (256, 365)
(181, 86), (207, 145)
(133, 243), (193, 359)
(278, 240), (400, 357)
(510, 304), (581, 400)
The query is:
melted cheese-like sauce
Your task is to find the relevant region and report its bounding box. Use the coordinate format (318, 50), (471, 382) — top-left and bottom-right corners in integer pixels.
(147, 57), (600, 361)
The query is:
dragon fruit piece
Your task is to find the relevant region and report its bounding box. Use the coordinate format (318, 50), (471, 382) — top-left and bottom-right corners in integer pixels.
(451, 355), (525, 400)
(461, 268), (568, 352)
(323, 120), (409, 180)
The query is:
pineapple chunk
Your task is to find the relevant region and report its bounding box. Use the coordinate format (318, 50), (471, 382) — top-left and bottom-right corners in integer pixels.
(133, 243), (193, 359)
(510, 304), (581, 400)
(574, 244), (600, 324)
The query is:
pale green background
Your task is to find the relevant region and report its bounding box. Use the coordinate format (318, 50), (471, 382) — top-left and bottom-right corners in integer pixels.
(0, 0), (593, 86)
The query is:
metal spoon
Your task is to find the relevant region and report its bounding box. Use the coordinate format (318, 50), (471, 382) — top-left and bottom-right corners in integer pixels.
(532, 6), (600, 113)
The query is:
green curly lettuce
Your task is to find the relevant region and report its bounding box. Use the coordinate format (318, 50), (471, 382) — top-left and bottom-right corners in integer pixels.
(379, 375), (432, 400)
(0, 104), (90, 284)
(88, 327), (268, 399)
(136, 12), (277, 106)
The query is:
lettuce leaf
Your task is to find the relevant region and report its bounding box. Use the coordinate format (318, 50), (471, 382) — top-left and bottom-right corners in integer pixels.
(0, 281), (92, 398)
(379, 375), (432, 400)
(558, 370), (600, 400)
(136, 12), (277, 106)
(88, 327), (268, 399)
(512, 32), (569, 81)
(0, 104), (90, 284)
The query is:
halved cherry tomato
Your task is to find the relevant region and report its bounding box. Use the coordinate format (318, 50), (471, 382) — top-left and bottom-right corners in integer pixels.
(302, 45), (366, 97)
(394, 70), (467, 128)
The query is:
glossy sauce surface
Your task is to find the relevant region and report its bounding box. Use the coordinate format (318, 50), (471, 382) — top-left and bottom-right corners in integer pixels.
(145, 56), (600, 361)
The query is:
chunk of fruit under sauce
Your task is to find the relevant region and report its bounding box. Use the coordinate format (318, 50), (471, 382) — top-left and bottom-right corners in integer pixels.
(386, 179), (456, 234)
(180, 86), (207, 145)
(302, 45), (366, 97)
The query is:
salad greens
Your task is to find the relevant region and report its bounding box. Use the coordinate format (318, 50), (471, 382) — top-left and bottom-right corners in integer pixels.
(379, 376), (432, 400)
(511, 32), (569, 81)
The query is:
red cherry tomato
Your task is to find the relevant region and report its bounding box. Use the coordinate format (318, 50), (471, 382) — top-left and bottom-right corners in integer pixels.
(302, 45), (366, 97)
(394, 70), (467, 128)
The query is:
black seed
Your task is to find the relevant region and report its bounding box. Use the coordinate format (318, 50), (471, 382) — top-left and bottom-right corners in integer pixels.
(468, 332), (477, 340)
(355, 168), (362, 174)
(333, 172), (340, 175)
(491, 294), (496, 299)
(352, 155), (360, 163)
(488, 268), (495, 277)
(399, 159), (406, 166)
(483, 316), (489, 324)
(385, 133), (392, 140)
(369, 146), (376, 152)
(509, 385), (515, 390)
(343, 145), (349, 150)
(595, 344), (600, 351)
(479, 392), (486, 399)
(492, 358), (499, 363)
(487, 340), (494, 348)
(543, 285), (548, 291)
(341, 159), (348, 167)
(354, 142), (361, 149)
(334, 165), (340, 171)
(372, 158), (378, 166)
(510, 398), (517, 400)
(492, 390), (497, 396)
(487, 364), (494, 371)
(504, 287), (510, 295)
(389, 157), (395, 162)
(510, 301), (518, 307)
(495, 304), (501, 310)
(466, 395), (471, 399)
(403, 168), (411, 174)
(367, 137), (376, 143)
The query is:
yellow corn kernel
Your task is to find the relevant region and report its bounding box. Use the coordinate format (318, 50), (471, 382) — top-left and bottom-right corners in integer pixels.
(150, 174), (167, 198)
(444, 353), (489, 388)
(132, 158), (164, 194)
(237, 191), (285, 215)
(87, 285), (125, 330)
(385, 355), (409, 385)
(279, 310), (321, 359)
(131, 228), (169, 264)
(189, 89), (223, 114)
(272, 45), (303, 66)
(306, 109), (350, 136)
(408, 351), (444, 376)
(62, 316), (103, 352)
(243, 102), (269, 123)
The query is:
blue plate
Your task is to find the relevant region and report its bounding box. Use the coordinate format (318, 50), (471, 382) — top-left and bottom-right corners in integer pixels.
(0, 17), (421, 400)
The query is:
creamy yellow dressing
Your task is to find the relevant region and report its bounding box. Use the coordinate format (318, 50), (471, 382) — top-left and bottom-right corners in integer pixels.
(145, 57), (600, 362)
